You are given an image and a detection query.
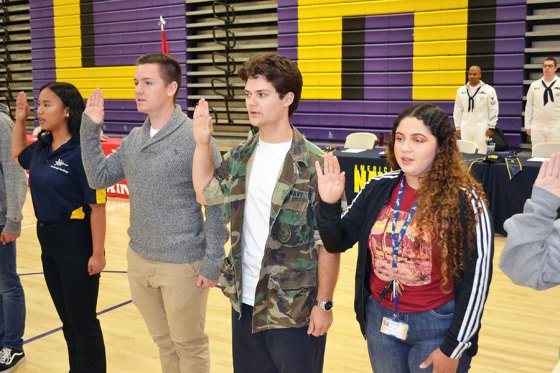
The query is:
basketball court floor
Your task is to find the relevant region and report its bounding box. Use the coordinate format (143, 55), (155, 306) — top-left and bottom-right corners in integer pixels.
(13, 195), (560, 372)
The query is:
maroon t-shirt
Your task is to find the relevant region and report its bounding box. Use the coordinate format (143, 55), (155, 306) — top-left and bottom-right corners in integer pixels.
(368, 178), (454, 312)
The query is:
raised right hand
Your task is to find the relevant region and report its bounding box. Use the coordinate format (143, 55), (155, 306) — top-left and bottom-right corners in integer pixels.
(193, 98), (213, 145)
(535, 152), (560, 198)
(315, 153), (345, 204)
(15, 91), (29, 123)
(85, 88), (105, 125)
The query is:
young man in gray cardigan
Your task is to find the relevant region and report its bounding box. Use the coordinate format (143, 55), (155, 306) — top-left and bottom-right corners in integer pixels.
(80, 54), (228, 373)
(500, 153), (560, 372)
(500, 152), (560, 289)
(0, 103), (27, 372)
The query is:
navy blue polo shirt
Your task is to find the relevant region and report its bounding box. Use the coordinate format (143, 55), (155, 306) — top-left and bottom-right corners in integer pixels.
(18, 134), (106, 223)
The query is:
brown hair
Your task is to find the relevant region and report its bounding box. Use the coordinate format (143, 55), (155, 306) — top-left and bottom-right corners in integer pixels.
(136, 53), (182, 102)
(239, 53), (302, 116)
(544, 57), (558, 67)
(387, 104), (487, 291)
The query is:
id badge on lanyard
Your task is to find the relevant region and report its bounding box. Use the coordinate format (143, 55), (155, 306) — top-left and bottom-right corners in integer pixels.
(379, 176), (416, 341)
(380, 316), (409, 340)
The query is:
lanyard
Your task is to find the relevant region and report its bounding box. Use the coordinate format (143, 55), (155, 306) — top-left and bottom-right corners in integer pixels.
(390, 176), (417, 317)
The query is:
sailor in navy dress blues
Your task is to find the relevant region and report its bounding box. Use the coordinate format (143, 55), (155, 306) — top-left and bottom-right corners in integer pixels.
(12, 83), (107, 373)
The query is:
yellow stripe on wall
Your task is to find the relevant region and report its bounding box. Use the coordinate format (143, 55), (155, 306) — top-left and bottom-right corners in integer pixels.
(414, 9), (467, 26)
(298, 32), (343, 47)
(414, 40), (467, 57)
(413, 71), (466, 86)
(413, 24), (467, 42)
(53, 1), (80, 65)
(413, 55), (467, 71)
(297, 0), (469, 101)
(303, 87), (345, 99)
(297, 0), (467, 19)
(53, 0), (136, 99)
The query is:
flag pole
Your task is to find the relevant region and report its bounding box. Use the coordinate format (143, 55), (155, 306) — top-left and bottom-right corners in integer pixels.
(159, 16), (169, 55)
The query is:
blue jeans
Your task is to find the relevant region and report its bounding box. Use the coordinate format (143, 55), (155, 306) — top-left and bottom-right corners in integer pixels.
(0, 226), (25, 350)
(365, 296), (471, 373)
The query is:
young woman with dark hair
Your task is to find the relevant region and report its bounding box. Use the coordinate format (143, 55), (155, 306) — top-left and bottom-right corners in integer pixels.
(11, 83), (107, 372)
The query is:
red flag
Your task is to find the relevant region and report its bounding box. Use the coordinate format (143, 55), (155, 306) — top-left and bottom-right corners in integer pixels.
(161, 30), (169, 55)
(159, 16), (169, 55)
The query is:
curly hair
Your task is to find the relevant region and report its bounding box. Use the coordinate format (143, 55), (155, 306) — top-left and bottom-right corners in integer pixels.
(386, 104), (487, 291)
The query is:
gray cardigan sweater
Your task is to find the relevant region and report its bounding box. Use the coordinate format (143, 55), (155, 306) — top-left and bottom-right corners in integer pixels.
(80, 105), (228, 279)
(0, 104), (26, 234)
(500, 186), (560, 290)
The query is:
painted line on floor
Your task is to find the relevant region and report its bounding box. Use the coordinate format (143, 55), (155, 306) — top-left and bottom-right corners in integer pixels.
(23, 299), (133, 345)
(102, 270), (128, 274)
(19, 272), (44, 276)
(19, 270), (128, 276)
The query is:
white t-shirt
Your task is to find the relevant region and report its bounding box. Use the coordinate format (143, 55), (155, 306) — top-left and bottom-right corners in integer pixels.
(149, 126), (159, 138)
(241, 138), (291, 306)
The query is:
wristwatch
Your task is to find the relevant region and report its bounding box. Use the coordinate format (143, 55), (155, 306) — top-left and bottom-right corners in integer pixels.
(317, 299), (333, 312)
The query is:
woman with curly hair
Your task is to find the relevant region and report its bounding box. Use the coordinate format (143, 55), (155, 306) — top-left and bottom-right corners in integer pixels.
(315, 104), (493, 373)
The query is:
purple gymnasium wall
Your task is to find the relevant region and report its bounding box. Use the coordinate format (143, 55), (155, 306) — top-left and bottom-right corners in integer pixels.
(29, 1), (527, 146)
(30, 1), (186, 134)
(279, 1), (527, 147)
(492, 1), (526, 147)
(281, 12), (422, 140)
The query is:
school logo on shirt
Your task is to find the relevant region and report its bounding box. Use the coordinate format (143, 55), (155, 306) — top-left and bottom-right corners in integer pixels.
(51, 159), (69, 174)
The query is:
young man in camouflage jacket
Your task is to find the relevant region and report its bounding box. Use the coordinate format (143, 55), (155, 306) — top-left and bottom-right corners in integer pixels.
(193, 53), (340, 373)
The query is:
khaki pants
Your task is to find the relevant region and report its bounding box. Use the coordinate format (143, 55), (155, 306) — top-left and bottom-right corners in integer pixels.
(127, 247), (210, 373)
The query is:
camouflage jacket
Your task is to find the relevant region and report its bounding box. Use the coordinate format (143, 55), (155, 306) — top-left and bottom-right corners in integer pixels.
(204, 127), (324, 332)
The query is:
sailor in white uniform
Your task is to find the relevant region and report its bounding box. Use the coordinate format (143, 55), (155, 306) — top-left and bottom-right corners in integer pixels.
(525, 57), (560, 146)
(454, 65), (499, 154)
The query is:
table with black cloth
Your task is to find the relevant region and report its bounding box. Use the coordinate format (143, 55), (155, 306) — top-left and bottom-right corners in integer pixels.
(333, 149), (543, 235)
(483, 157), (543, 235)
(333, 149), (391, 202)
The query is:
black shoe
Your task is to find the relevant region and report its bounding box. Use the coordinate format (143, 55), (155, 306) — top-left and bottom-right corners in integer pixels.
(0, 347), (25, 372)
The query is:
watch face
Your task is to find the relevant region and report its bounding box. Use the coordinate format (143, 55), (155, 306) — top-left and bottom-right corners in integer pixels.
(319, 300), (333, 311)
